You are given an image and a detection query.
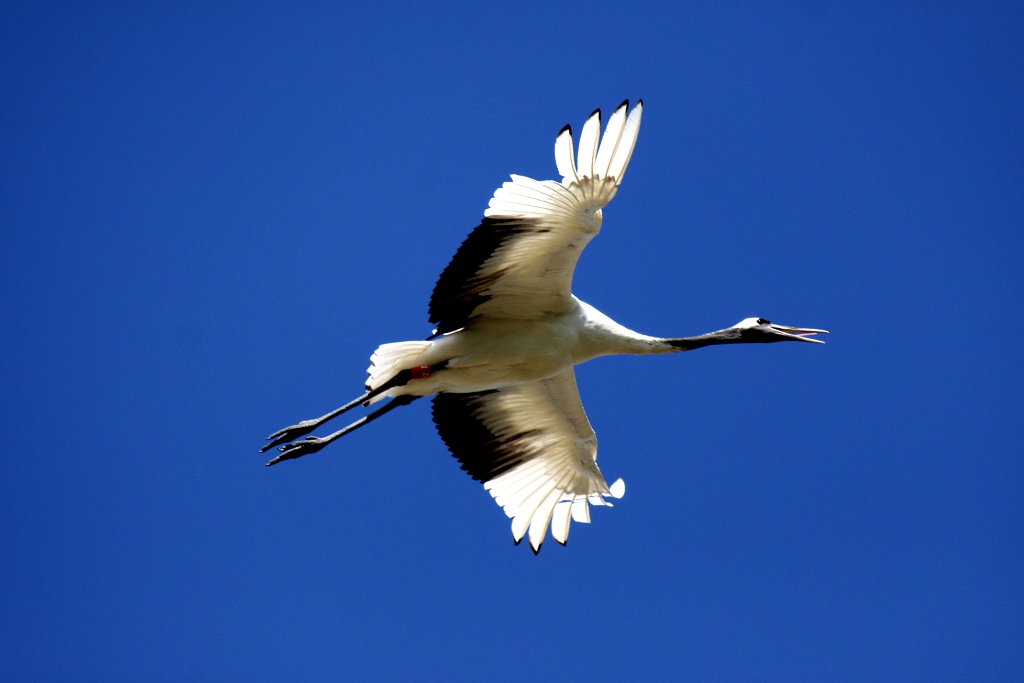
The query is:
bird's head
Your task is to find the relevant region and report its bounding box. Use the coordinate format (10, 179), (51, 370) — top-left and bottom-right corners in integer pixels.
(731, 317), (828, 344)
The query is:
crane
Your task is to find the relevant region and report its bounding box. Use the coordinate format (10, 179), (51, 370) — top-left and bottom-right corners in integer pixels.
(262, 100), (827, 553)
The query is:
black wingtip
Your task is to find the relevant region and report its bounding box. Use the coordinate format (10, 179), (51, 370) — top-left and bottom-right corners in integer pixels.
(556, 538), (567, 547)
(616, 99), (629, 112)
(588, 107), (601, 122)
(558, 123), (571, 137)
(636, 98), (643, 107)
(532, 543), (542, 556)
(513, 533), (522, 546)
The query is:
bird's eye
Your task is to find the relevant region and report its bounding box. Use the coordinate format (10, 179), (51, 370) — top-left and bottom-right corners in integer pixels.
(757, 318), (770, 325)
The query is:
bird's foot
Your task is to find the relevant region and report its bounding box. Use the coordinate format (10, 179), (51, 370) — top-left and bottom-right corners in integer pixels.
(265, 436), (329, 466)
(260, 420), (319, 453)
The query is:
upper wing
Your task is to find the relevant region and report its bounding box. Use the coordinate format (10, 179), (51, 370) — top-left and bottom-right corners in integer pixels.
(428, 100), (643, 335)
(431, 367), (625, 553)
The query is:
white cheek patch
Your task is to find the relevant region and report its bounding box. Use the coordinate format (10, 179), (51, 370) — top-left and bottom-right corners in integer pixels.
(734, 317), (761, 329)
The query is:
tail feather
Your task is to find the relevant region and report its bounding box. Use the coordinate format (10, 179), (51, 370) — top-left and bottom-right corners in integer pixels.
(365, 341), (431, 403)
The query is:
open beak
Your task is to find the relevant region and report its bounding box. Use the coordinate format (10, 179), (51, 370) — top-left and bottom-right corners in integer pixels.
(770, 323), (829, 344)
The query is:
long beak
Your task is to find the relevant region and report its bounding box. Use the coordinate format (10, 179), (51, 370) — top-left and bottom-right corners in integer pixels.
(770, 323), (829, 344)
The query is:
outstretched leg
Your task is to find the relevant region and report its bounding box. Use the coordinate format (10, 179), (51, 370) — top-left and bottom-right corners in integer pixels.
(265, 394), (421, 466)
(260, 361), (447, 453)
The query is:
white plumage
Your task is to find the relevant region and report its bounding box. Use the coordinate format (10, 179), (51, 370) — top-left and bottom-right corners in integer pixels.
(263, 100), (827, 553)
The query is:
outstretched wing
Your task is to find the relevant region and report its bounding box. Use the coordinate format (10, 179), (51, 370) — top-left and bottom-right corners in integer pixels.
(431, 368), (625, 553)
(429, 100), (643, 335)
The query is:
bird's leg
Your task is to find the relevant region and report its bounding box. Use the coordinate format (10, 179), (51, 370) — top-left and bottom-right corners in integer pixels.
(260, 391), (374, 453)
(265, 395), (421, 466)
(260, 361), (447, 453)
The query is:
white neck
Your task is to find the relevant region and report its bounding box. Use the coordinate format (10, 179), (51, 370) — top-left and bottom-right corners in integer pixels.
(572, 299), (678, 362)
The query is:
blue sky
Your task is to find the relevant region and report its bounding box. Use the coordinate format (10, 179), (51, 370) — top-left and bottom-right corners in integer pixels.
(1, 2), (1021, 681)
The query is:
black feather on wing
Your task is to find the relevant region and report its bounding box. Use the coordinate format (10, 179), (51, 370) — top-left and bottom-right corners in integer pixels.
(428, 217), (546, 335)
(431, 390), (537, 483)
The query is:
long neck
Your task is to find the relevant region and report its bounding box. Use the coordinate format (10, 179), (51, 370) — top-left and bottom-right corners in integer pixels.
(659, 327), (745, 352)
(583, 325), (745, 358)
(575, 301), (745, 358)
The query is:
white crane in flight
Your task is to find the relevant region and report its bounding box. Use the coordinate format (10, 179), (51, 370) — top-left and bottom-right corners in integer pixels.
(262, 100), (827, 553)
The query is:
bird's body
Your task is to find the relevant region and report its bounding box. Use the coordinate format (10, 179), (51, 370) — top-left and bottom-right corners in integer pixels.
(263, 100), (827, 553)
(374, 297), (670, 399)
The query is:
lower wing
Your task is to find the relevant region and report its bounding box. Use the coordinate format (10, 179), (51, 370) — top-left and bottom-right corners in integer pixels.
(431, 368), (624, 553)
